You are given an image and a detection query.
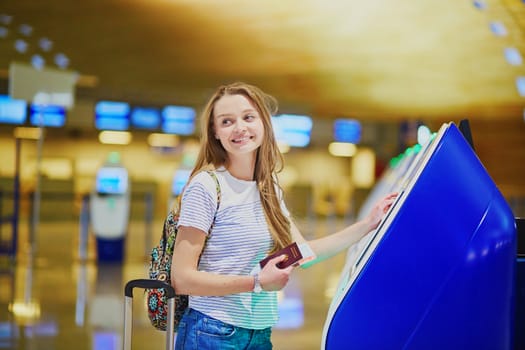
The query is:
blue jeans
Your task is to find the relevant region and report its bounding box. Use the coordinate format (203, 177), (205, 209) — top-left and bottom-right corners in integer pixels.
(175, 308), (272, 350)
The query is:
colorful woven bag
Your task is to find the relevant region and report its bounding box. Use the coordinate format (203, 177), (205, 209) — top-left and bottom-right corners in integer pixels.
(146, 171), (221, 331)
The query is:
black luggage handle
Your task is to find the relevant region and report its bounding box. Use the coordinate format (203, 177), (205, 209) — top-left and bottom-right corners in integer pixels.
(124, 279), (175, 298)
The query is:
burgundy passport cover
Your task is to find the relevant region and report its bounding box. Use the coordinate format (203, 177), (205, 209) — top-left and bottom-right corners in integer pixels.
(259, 242), (303, 269)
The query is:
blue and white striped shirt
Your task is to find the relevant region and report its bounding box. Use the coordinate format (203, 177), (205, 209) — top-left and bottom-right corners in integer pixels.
(177, 167), (285, 329)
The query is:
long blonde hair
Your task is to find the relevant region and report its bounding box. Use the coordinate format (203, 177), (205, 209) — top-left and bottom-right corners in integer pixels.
(189, 82), (292, 254)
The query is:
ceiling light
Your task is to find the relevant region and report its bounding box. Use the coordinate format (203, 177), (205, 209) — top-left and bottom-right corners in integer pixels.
(54, 53), (70, 69)
(9, 300), (41, 320)
(0, 14), (12, 25)
(472, 0), (486, 10)
(14, 39), (28, 53)
(31, 54), (45, 70)
(147, 133), (179, 148)
(504, 47), (522, 66)
(328, 142), (357, 157)
(98, 131), (132, 145)
(18, 24), (32, 36)
(38, 37), (53, 52)
(489, 21), (507, 37)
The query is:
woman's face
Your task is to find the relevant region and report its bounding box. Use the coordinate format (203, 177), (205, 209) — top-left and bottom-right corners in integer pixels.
(213, 94), (265, 158)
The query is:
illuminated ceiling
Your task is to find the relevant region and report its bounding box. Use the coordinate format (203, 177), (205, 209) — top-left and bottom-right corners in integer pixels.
(1, 0), (524, 121)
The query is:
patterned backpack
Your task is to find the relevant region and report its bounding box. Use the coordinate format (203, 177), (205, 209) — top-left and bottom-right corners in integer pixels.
(146, 171), (221, 331)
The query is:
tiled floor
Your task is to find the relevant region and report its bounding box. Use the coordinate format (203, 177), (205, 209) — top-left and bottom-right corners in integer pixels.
(1, 216), (353, 349)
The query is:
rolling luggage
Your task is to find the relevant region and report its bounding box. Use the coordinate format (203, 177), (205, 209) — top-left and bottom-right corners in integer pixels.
(123, 279), (176, 350)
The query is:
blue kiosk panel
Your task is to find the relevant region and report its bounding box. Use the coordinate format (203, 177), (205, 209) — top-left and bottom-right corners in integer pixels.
(322, 123), (516, 349)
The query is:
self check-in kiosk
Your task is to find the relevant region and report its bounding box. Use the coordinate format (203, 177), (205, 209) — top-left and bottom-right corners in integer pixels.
(90, 159), (130, 263)
(516, 218), (525, 350)
(322, 122), (517, 349)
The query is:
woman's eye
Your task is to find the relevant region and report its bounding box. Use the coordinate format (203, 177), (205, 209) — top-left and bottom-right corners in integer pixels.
(245, 114), (255, 121)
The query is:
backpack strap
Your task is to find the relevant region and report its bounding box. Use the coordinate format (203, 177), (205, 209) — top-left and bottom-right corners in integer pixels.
(205, 170), (222, 236)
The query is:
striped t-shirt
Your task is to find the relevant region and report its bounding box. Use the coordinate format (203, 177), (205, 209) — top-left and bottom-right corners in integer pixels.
(177, 167), (286, 330)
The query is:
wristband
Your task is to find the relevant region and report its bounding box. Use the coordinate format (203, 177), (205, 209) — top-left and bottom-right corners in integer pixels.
(252, 273), (262, 293)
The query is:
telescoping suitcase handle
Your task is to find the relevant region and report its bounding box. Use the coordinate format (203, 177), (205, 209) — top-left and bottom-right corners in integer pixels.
(123, 279), (176, 350)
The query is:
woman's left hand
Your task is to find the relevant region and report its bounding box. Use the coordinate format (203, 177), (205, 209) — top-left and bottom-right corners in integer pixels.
(258, 254), (295, 291)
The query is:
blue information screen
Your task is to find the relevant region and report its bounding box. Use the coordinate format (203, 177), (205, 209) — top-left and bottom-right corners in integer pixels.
(95, 101), (130, 131)
(0, 95), (27, 124)
(333, 119), (361, 143)
(130, 106), (161, 130)
(95, 167), (129, 194)
(272, 114), (313, 147)
(161, 106), (196, 135)
(30, 104), (66, 127)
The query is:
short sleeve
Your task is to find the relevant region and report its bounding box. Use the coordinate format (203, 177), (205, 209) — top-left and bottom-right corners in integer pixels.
(177, 172), (218, 235)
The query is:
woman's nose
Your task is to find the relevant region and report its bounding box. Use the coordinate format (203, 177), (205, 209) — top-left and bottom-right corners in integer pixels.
(234, 119), (247, 132)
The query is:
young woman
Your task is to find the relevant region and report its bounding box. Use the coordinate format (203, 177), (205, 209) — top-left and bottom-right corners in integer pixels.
(172, 82), (397, 349)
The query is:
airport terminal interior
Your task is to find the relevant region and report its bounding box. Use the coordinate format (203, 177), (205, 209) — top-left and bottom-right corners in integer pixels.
(1, 0), (525, 349)
(2, 212), (359, 349)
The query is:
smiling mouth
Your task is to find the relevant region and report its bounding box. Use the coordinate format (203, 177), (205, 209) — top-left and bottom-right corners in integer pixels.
(232, 136), (252, 143)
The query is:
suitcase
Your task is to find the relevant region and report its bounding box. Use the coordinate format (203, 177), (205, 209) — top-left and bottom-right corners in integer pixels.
(123, 279), (176, 350)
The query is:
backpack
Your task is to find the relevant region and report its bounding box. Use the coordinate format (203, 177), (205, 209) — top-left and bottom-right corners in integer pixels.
(146, 170), (221, 331)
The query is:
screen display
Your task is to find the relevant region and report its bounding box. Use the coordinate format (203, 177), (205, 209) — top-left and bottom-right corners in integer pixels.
(272, 114), (313, 147)
(161, 105), (196, 135)
(95, 167), (129, 194)
(333, 119), (361, 143)
(0, 95), (27, 124)
(130, 106), (161, 130)
(171, 169), (192, 196)
(30, 104), (66, 127)
(95, 101), (130, 131)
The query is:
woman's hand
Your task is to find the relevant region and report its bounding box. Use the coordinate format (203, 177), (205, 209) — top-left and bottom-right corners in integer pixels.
(364, 192), (399, 232)
(258, 254), (294, 291)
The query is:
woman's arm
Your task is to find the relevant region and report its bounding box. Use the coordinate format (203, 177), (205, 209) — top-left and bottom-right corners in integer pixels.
(291, 192), (398, 265)
(171, 225), (293, 296)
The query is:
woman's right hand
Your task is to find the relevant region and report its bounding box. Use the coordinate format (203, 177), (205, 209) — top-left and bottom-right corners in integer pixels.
(364, 192), (398, 232)
(258, 254), (295, 291)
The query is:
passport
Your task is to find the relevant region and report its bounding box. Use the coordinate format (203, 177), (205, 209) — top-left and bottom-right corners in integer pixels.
(259, 242), (304, 269)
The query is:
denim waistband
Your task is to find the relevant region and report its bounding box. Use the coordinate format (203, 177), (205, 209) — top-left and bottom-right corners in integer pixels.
(176, 308), (273, 350)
